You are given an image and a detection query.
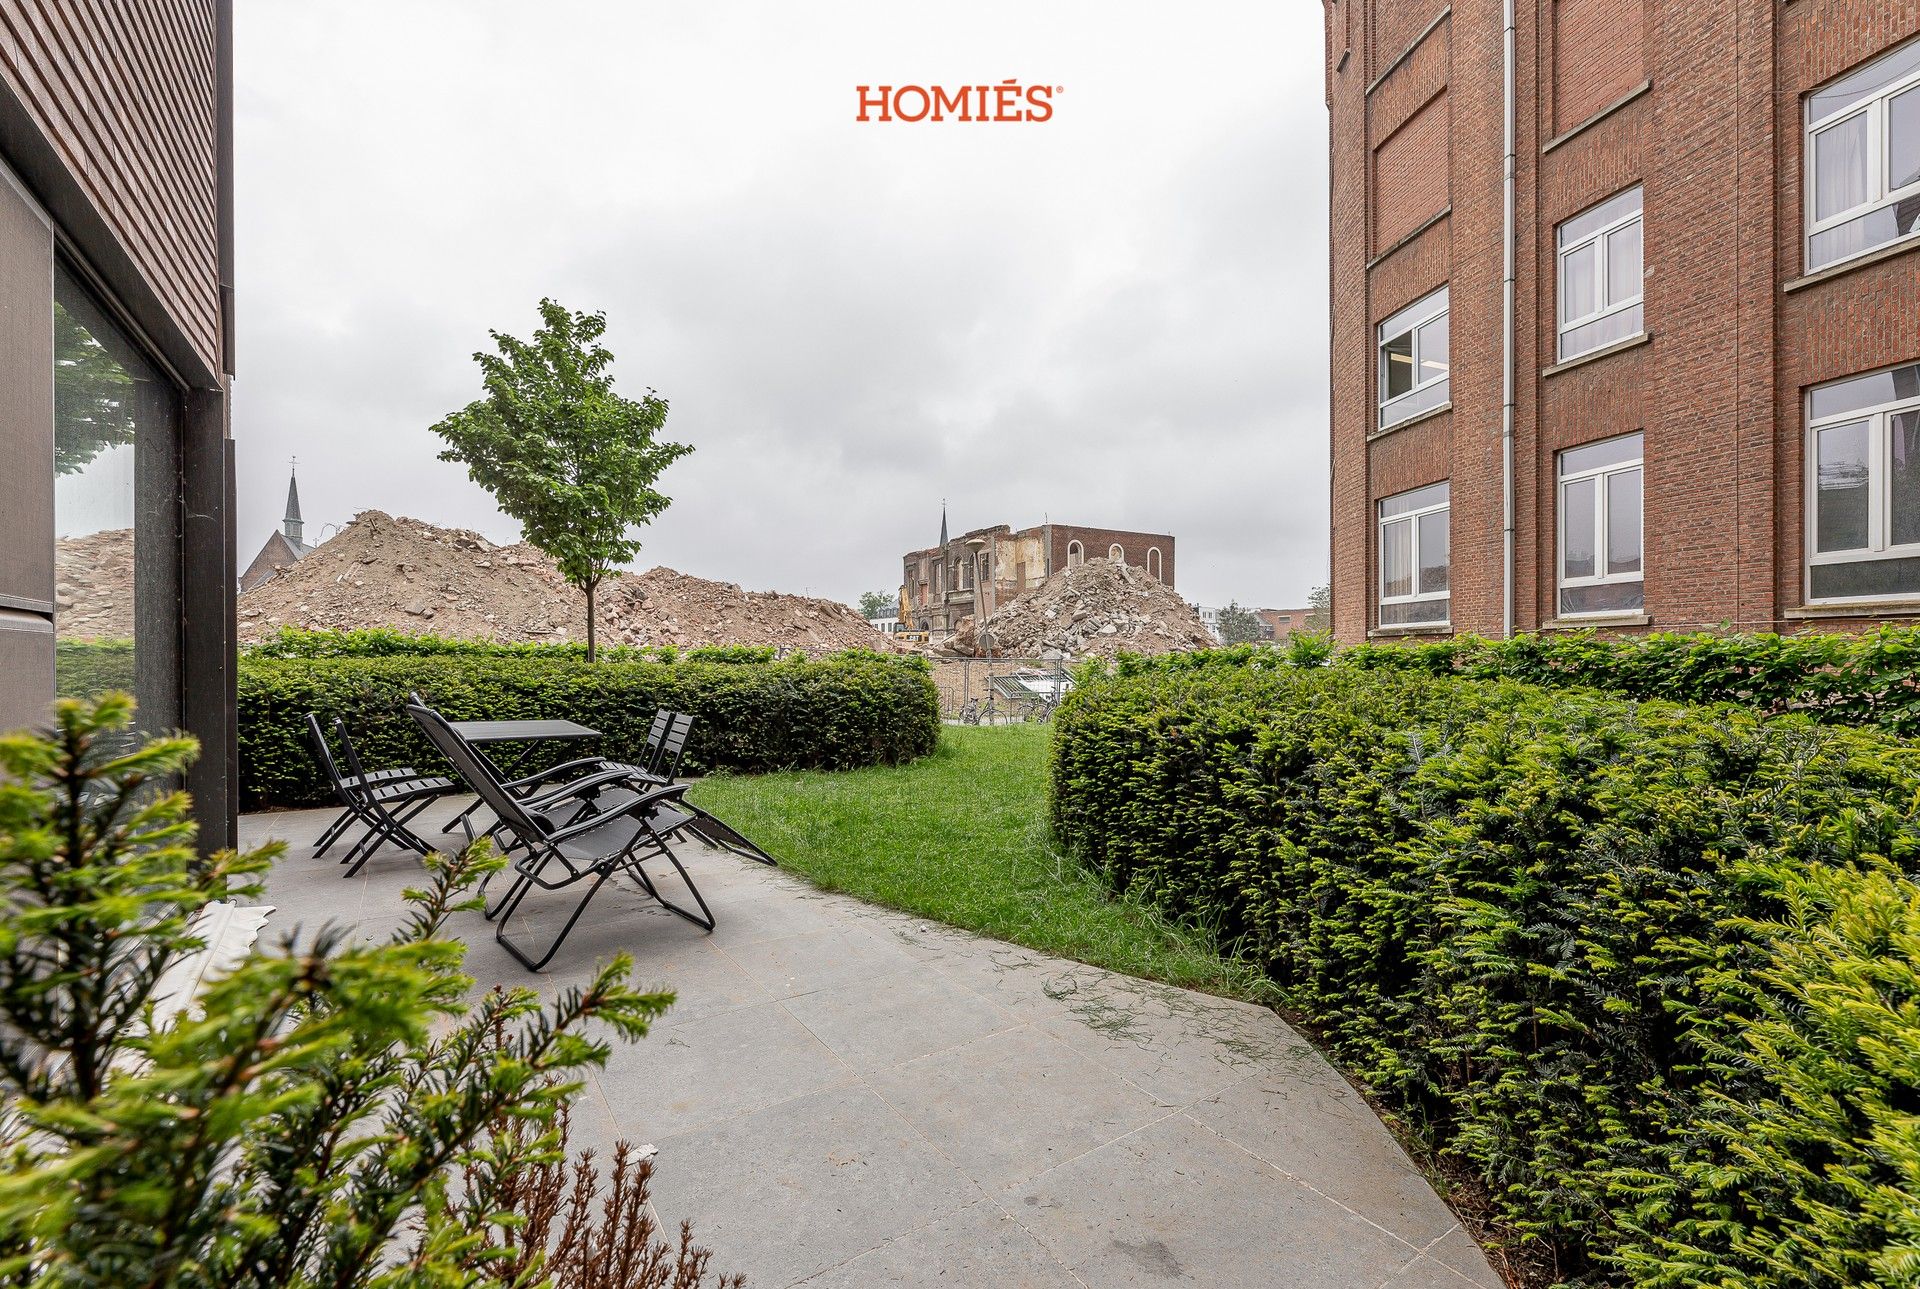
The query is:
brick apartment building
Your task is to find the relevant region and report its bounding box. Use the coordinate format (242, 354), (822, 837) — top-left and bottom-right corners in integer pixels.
(900, 511), (1175, 638)
(1326, 0), (1920, 642)
(0, 2), (238, 842)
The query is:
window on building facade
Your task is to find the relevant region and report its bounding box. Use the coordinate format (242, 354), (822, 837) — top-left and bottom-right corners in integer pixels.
(1147, 547), (1162, 581)
(1067, 540), (1083, 567)
(1378, 481), (1450, 626)
(1556, 187), (1643, 361)
(1557, 432), (1644, 616)
(1377, 287), (1450, 429)
(1805, 38), (1920, 271)
(1108, 544), (1124, 563)
(1806, 361), (1920, 602)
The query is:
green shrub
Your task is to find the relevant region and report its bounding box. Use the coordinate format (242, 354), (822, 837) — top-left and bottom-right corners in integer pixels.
(1050, 666), (1920, 1284)
(53, 638), (135, 698)
(238, 650), (938, 809)
(1339, 626), (1920, 736)
(246, 625), (678, 662)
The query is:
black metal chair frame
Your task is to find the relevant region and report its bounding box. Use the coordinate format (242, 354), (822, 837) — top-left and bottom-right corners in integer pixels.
(407, 702), (716, 970)
(306, 715), (457, 877)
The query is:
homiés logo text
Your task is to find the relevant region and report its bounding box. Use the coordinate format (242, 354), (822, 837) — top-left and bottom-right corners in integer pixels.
(856, 80), (1055, 123)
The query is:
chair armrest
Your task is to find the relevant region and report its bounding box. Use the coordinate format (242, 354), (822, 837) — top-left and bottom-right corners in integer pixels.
(545, 784), (691, 843)
(519, 766), (660, 812)
(500, 756), (610, 792)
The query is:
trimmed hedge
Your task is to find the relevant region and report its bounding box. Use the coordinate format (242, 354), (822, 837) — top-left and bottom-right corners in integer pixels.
(1050, 664), (1920, 1285)
(1340, 626), (1920, 737)
(239, 650), (937, 809)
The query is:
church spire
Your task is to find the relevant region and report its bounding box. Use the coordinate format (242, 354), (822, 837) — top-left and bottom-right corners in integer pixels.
(939, 499), (948, 551)
(284, 459), (304, 547)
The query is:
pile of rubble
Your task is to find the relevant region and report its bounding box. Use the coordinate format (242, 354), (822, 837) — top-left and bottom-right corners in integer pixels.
(236, 510), (892, 655)
(54, 528), (136, 639)
(945, 558), (1215, 660)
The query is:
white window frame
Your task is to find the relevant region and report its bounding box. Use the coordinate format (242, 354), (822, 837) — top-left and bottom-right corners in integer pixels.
(1805, 362), (1920, 604)
(1147, 546), (1163, 581)
(1556, 434), (1644, 617)
(1067, 540), (1083, 567)
(1108, 544), (1125, 563)
(1377, 482), (1450, 627)
(1804, 40), (1920, 272)
(1556, 188), (1643, 362)
(1377, 287), (1450, 430)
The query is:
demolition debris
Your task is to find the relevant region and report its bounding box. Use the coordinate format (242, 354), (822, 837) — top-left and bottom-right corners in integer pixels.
(235, 511), (892, 654)
(944, 558), (1215, 660)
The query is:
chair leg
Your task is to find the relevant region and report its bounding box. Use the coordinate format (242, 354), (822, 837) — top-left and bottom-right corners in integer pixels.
(496, 869), (613, 972)
(627, 845), (715, 933)
(314, 808), (355, 856)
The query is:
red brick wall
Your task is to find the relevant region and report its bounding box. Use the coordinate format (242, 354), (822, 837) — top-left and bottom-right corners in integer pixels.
(1553, 0), (1646, 134)
(1048, 525), (1177, 589)
(1329, 0), (1920, 643)
(1372, 91), (1450, 252)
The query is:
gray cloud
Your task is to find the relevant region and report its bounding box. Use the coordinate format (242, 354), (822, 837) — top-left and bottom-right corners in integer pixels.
(233, 0), (1328, 609)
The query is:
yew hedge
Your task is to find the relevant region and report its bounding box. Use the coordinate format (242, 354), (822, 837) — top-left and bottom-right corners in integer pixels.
(238, 650), (937, 810)
(1050, 664), (1920, 1286)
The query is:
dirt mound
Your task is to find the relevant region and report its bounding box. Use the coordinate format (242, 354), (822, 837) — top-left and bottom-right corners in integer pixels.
(945, 558), (1214, 660)
(55, 528), (136, 640)
(599, 568), (891, 653)
(236, 510), (893, 655)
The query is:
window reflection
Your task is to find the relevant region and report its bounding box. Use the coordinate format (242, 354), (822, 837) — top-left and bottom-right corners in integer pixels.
(52, 266), (178, 733)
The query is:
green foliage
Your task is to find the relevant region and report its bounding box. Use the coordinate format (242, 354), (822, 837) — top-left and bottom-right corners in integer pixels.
(0, 695), (674, 1286)
(1050, 665), (1920, 1285)
(52, 302), (135, 477)
(1340, 626), (1920, 736)
(431, 298), (693, 659)
(247, 626), (677, 663)
(855, 591), (894, 621)
(53, 639), (135, 699)
(237, 650), (939, 809)
(1214, 601), (1266, 646)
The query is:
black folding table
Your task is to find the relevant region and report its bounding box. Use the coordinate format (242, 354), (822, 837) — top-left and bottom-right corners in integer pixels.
(443, 718), (602, 834)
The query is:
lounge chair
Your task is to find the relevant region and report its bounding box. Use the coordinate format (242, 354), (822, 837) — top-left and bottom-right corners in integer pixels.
(406, 702), (715, 970)
(438, 705), (681, 837)
(306, 714), (457, 877)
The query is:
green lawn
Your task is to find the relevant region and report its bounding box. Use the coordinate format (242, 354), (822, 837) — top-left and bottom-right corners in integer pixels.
(686, 724), (1262, 998)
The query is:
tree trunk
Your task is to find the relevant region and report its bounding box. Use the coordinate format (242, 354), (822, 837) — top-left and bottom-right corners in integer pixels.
(585, 579), (598, 662)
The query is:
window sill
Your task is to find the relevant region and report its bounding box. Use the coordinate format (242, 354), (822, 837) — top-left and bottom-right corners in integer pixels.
(1784, 234), (1920, 293)
(1367, 207), (1451, 269)
(1543, 612), (1650, 630)
(1369, 623), (1451, 638)
(1784, 600), (1920, 619)
(1369, 401), (1452, 440)
(1542, 81), (1652, 154)
(1542, 331), (1651, 378)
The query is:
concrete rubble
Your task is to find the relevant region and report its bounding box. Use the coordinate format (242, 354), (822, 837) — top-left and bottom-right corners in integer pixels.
(944, 557), (1215, 660)
(235, 510), (894, 655)
(54, 528), (136, 640)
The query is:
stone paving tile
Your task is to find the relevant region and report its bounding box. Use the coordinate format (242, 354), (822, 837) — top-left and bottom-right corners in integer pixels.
(781, 965), (1021, 1072)
(243, 801), (1502, 1289)
(866, 1025), (1167, 1194)
(644, 1083), (982, 1289)
(1003, 1113), (1426, 1289)
(596, 998), (854, 1142)
(792, 1198), (1082, 1288)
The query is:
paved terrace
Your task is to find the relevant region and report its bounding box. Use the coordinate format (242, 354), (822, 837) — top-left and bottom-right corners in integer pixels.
(241, 799), (1501, 1289)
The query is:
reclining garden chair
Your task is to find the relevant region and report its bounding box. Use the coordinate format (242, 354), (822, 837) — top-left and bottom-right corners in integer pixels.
(437, 705), (683, 838)
(307, 714), (458, 877)
(406, 701), (716, 970)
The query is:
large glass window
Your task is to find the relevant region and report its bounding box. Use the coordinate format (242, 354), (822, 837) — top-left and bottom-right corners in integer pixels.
(1377, 288), (1450, 430)
(1557, 187), (1644, 361)
(53, 265), (180, 731)
(1557, 433), (1643, 617)
(1805, 37), (1920, 271)
(1378, 481), (1449, 626)
(1807, 361), (1920, 602)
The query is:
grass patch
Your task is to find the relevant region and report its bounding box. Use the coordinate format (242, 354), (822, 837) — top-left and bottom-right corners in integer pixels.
(686, 724), (1261, 998)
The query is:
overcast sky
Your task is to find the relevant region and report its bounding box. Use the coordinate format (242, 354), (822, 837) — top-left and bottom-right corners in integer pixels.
(232, 1), (1329, 610)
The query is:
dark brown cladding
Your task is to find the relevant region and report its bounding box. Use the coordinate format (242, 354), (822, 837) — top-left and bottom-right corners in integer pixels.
(0, 0), (221, 375)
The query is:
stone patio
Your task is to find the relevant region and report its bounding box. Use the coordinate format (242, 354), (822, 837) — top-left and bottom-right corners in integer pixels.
(240, 798), (1502, 1289)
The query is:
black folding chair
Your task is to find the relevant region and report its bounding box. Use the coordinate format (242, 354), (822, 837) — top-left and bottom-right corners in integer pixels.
(439, 706), (681, 837)
(407, 702), (716, 971)
(306, 714), (457, 877)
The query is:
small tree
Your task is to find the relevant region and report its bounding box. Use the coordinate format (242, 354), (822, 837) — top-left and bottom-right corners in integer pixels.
(432, 299), (692, 661)
(0, 695), (736, 1287)
(1304, 584), (1331, 633)
(1215, 601), (1267, 646)
(855, 591), (894, 621)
